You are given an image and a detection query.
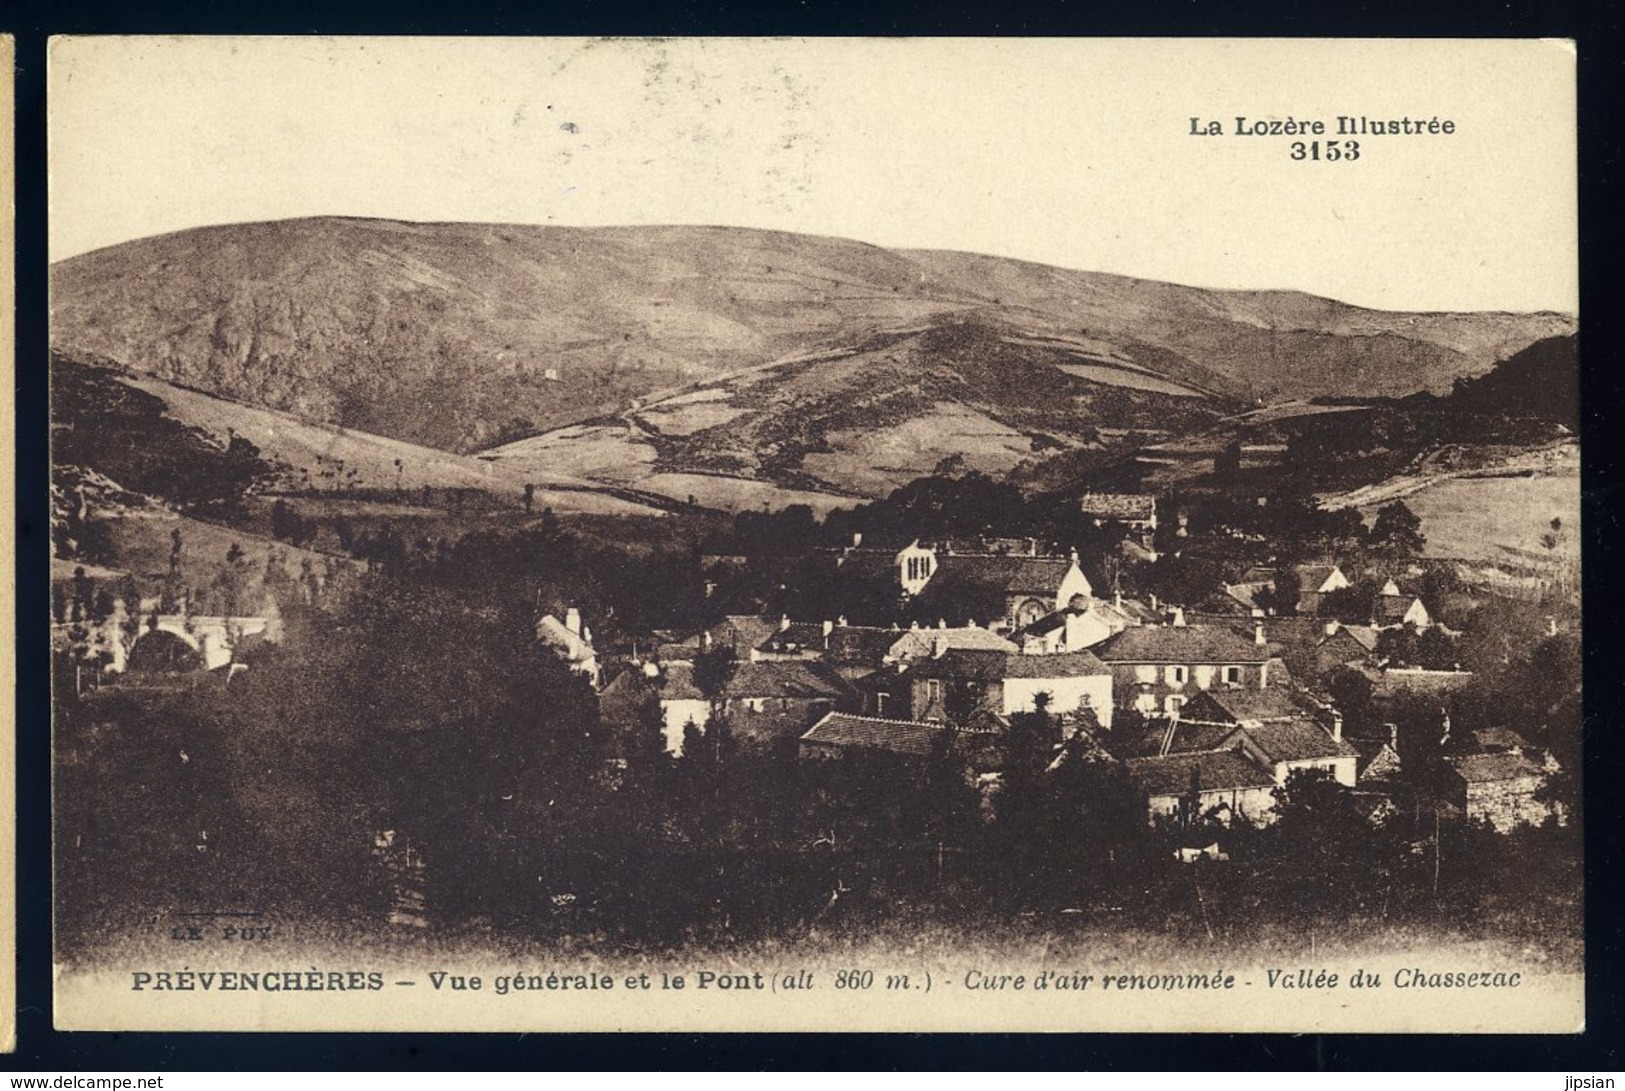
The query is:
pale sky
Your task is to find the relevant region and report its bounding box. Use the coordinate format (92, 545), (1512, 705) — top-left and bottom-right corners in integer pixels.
(49, 37), (1578, 313)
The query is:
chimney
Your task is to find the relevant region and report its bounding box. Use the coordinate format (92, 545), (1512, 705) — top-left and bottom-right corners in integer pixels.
(703, 580), (716, 598)
(837, 615), (848, 627)
(932, 636), (949, 659)
(822, 619), (834, 639)
(702, 630), (713, 649)
(1027, 537), (1038, 556)
(938, 618), (948, 629)
(1114, 589), (1123, 610)
(910, 620), (920, 630)
(1172, 606), (1186, 628)
(1330, 708), (1343, 742)
(642, 660), (660, 678)
(1254, 620), (1266, 646)
(1069, 546), (1080, 566)
(1324, 620), (1339, 636)
(1547, 616), (1559, 637)
(852, 531), (864, 547)
(1150, 593), (1159, 612)
(780, 614), (791, 632)
(565, 607), (582, 636)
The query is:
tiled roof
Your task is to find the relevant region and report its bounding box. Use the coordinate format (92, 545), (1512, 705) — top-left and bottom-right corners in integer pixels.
(1450, 752), (1545, 784)
(825, 626), (903, 667)
(889, 626), (1019, 658)
(757, 622), (830, 652)
(907, 648), (1110, 682)
(536, 615), (595, 663)
(1125, 751), (1277, 797)
(1374, 595), (1423, 625)
(925, 555), (1079, 598)
(1373, 668), (1473, 700)
(723, 660), (849, 701)
(1350, 739), (1402, 777)
(1015, 610), (1072, 637)
(1471, 727), (1530, 752)
(657, 662), (707, 701)
(708, 615), (779, 653)
(656, 640), (701, 664)
(1222, 583), (1265, 611)
(1239, 562), (1342, 590)
(1112, 719), (1243, 760)
(1244, 720), (1360, 762)
(1096, 625), (1270, 665)
(1185, 687), (1313, 724)
(800, 712), (948, 758)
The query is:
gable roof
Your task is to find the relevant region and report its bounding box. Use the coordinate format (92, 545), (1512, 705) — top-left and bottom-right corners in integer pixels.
(1096, 624), (1270, 665)
(1244, 720), (1359, 763)
(1125, 751), (1277, 797)
(536, 614), (595, 663)
(723, 659), (849, 701)
(822, 625), (901, 667)
(707, 615), (779, 654)
(890, 626), (1019, 659)
(1373, 668), (1474, 701)
(1450, 751), (1545, 784)
(1375, 594), (1426, 626)
(1184, 687), (1314, 724)
(657, 662), (707, 702)
(757, 621), (830, 653)
(1333, 625), (1380, 652)
(1112, 718), (1244, 760)
(1015, 600), (1133, 641)
(1239, 562), (1343, 591)
(800, 712), (948, 758)
(656, 639), (702, 664)
(1471, 727), (1531, 752)
(1350, 738), (1402, 778)
(907, 648), (1111, 682)
(922, 555), (1082, 599)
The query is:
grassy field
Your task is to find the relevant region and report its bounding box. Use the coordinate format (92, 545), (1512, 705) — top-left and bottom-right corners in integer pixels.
(1394, 473), (1581, 565)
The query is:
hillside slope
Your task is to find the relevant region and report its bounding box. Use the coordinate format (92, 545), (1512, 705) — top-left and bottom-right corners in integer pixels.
(53, 218), (1572, 469)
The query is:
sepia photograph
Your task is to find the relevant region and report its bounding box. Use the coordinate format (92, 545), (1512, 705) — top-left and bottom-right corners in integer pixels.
(46, 36), (1581, 1033)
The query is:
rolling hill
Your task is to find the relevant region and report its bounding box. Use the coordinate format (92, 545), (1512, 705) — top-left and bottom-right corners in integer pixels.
(52, 217), (1574, 505)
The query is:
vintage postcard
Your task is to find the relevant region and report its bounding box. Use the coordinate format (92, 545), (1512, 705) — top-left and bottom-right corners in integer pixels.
(48, 37), (1580, 1033)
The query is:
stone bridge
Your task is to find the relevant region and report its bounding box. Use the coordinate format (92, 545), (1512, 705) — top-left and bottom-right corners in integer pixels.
(57, 610), (276, 673)
(135, 615), (273, 671)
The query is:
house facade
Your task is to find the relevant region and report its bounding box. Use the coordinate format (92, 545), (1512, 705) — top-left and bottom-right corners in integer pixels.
(1095, 620), (1272, 716)
(1125, 751), (1279, 827)
(901, 646), (1114, 727)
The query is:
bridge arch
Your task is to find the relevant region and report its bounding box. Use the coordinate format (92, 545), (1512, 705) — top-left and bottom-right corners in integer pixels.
(127, 629), (205, 673)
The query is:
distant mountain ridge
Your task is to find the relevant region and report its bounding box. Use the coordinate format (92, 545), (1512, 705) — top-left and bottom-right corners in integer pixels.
(52, 218), (1574, 488)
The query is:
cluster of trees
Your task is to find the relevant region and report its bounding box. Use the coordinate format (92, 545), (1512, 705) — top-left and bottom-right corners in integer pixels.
(56, 554), (1582, 963)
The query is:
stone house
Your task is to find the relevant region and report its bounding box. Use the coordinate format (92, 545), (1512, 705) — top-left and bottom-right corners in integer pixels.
(899, 644), (1115, 727)
(1373, 579), (1432, 629)
(1445, 752), (1555, 832)
(1124, 751), (1279, 827)
(798, 712), (953, 762)
(1094, 618), (1272, 716)
(719, 659), (851, 750)
(1178, 688), (1359, 787)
